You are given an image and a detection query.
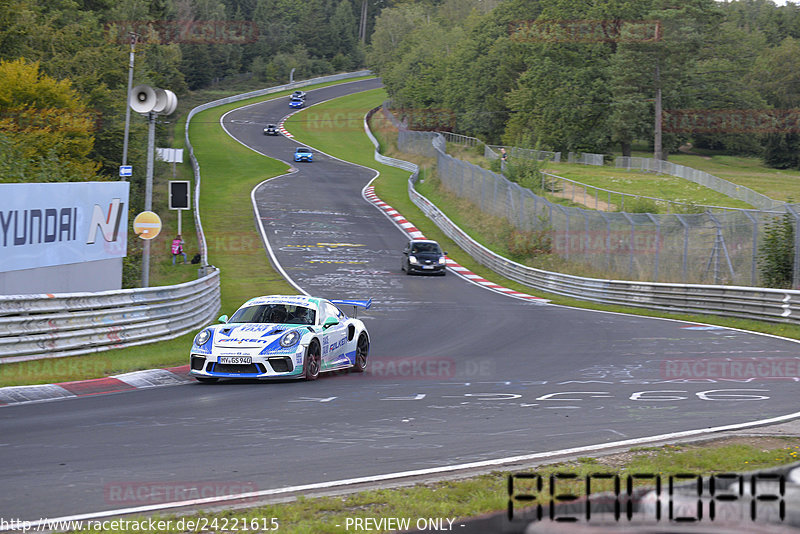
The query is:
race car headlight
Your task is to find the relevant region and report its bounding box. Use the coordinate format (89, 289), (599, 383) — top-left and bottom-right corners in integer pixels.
(408, 255), (418, 264)
(438, 255), (446, 265)
(194, 329), (211, 346)
(279, 330), (301, 348)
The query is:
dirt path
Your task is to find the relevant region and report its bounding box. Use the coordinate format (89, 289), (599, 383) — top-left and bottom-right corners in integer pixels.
(550, 180), (616, 211)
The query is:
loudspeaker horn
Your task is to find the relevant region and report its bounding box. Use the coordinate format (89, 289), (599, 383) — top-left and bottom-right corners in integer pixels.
(129, 84), (157, 113)
(154, 89), (178, 115)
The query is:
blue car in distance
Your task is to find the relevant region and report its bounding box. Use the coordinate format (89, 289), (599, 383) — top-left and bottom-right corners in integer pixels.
(289, 97), (304, 109)
(294, 147), (313, 162)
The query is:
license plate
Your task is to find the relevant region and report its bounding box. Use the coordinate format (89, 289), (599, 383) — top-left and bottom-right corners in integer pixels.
(422, 265), (434, 269)
(218, 356), (252, 364)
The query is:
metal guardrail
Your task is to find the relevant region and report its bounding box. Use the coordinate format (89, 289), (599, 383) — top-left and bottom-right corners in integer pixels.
(0, 72), (372, 365)
(0, 269), (220, 364)
(364, 106), (800, 325)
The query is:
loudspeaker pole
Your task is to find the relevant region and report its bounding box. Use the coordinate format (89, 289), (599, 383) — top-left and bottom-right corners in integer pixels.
(129, 85), (178, 289)
(141, 110), (156, 288)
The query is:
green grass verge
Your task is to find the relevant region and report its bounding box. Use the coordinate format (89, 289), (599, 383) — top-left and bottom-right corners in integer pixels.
(449, 145), (754, 210)
(618, 146), (800, 203)
(69, 438), (800, 533)
(0, 77), (375, 388)
(666, 152), (800, 202)
(540, 162), (754, 209)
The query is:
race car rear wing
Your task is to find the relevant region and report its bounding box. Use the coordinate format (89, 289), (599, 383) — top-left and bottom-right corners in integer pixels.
(331, 298), (372, 318)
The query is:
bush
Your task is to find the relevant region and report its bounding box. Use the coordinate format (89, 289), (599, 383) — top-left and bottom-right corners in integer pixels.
(620, 196), (659, 214)
(758, 212), (795, 288)
(507, 226), (552, 259)
(504, 158), (552, 192)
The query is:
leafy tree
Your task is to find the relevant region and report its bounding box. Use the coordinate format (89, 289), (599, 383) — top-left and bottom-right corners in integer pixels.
(752, 37), (800, 169)
(689, 21), (769, 156)
(368, 3), (429, 74)
(0, 58), (100, 182)
(440, 0), (536, 142)
(330, 0), (359, 61)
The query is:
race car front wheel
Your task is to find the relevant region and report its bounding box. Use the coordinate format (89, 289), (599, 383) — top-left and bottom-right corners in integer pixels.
(304, 341), (321, 381)
(351, 333), (369, 373)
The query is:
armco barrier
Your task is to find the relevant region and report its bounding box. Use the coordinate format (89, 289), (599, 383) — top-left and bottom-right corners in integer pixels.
(0, 71), (372, 364)
(365, 106), (800, 326)
(0, 269), (220, 364)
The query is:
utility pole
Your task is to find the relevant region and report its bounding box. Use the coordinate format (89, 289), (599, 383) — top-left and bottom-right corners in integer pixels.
(142, 111), (156, 287)
(122, 33), (138, 171)
(654, 62), (664, 161)
(359, 0), (368, 43)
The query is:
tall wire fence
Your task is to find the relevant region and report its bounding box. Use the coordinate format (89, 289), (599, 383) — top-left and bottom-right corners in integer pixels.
(393, 126), (797, 287)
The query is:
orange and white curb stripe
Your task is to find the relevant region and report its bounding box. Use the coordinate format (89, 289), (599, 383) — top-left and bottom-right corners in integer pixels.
(0, 366), (193, 407)
(363, 186), (548, 303)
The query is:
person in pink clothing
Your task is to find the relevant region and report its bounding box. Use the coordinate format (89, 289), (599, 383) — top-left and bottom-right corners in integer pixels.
(171, 234), (187, 265)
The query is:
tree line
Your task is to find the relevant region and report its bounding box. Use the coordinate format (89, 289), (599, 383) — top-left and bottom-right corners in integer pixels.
(0, 0), (387, 184)
(367, 0), (800, 169)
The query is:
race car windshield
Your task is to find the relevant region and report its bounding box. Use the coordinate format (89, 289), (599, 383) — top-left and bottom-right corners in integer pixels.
(230, 304), (316, 325)
(297, 148), (311, 153)
(412, 243), (441, 254)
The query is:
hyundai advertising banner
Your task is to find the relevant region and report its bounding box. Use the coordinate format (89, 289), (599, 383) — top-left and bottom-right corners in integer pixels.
(0, 182), (129, 273)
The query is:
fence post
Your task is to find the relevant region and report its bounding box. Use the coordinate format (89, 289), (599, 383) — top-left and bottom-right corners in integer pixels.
(786, 205), (800, 289)
(622, 212), (635, 278)
(598, 212), (610, 272)
(584, 209), (591, 265)
(646, 213), (660, 282)
(742, 210), (758, 287)
(675, 214), (689, 283)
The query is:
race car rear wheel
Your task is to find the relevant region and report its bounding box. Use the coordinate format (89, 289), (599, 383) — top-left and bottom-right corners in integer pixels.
(351, 333), (369, 373)
(304, 341), (321, 381)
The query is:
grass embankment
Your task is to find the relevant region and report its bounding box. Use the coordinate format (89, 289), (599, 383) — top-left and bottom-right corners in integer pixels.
(450, 145), (753, 210)
(619, 146), (800, 202)
(540, 162), (754, 210)
(454, 142), (800, 209)
(0, 77), (373, 388)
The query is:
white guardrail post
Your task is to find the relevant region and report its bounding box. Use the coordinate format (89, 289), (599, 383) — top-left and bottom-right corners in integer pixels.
(0, 71), (372, 364)
(364, 106), (800, 326)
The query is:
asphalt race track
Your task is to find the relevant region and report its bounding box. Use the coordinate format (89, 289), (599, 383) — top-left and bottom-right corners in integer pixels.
(2, 78), (800, 522)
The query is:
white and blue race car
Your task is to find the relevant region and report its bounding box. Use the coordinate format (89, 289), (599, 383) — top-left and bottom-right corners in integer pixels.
(190, 295), (371, 382)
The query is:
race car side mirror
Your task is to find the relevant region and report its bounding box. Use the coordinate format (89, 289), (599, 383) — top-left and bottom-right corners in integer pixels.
(322, 317), (339, 329)
(218, 314), (229, 323)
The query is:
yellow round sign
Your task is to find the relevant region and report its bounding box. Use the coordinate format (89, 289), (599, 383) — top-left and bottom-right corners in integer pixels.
(133, 211), (162, 240)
